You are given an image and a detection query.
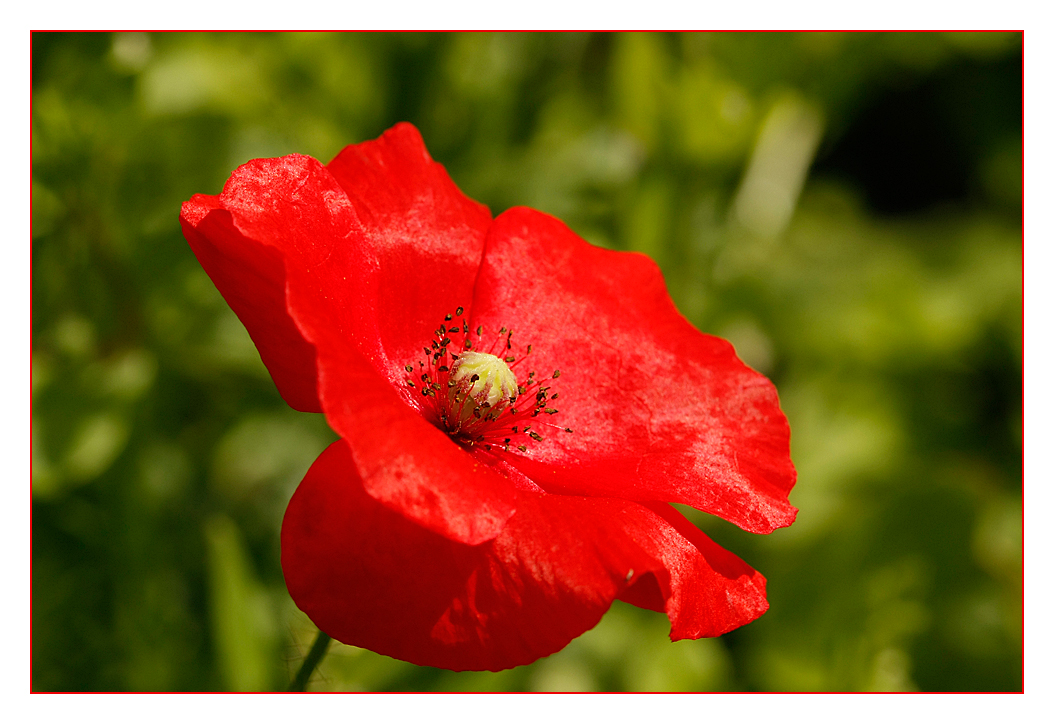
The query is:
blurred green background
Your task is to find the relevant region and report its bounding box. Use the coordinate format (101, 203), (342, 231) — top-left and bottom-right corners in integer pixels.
(31, 32), (1021, 692)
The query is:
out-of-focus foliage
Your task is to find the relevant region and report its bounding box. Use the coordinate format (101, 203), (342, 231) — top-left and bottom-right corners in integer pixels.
(31, 32), (1021, 692)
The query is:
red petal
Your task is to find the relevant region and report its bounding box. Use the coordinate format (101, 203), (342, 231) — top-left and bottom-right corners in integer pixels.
(282, 440), (768, 671)
(183, 156), (499, 541)
(469, 207), (798, 534)
(181, 191), (326, 413)
(626, 502), (769, 639)
(181, 123), (492, 396)
(326, 123), (492, 375)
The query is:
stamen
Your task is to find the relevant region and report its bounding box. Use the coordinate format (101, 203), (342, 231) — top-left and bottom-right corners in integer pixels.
(404, 309), (572, 455)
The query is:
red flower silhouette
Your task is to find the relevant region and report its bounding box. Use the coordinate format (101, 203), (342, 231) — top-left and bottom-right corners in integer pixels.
(180, 123), (796, 672)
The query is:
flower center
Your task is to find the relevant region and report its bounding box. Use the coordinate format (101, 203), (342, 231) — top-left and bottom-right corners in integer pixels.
(449, 351), (518, 411)
(404, 307), (572, 454)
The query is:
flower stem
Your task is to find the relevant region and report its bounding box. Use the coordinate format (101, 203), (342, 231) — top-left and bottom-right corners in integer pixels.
(289, 630), (332, 692)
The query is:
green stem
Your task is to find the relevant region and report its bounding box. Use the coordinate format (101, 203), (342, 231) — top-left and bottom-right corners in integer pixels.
(289, 630), (332, 692)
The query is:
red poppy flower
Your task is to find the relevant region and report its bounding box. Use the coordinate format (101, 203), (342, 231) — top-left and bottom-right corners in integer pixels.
(180, 123), (797, 672)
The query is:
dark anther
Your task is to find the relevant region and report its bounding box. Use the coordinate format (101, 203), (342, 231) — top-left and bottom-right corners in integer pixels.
(511, 426), (518, 433)
(564, 427), (573, 433)
(438, 365), (449, 372)
(404, 364), (413, 372)
(529, 431), (544, 442)
(476, 325), (482, 336)
(545, 408), (558, 414)
(473, 409), (482, 419)
(465, 339), (473, 349)
(551, 393), (559, 400)
(552, 370), (561, 378)
(456, 306), (464, 316)
(407, 381), (415, 388)
(470, 374), (480, 382)
(504, 356), (515, 363)
(439, 324), (446, 335)
(517, 445), (527, 452)
(450, 327), (460, 333)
